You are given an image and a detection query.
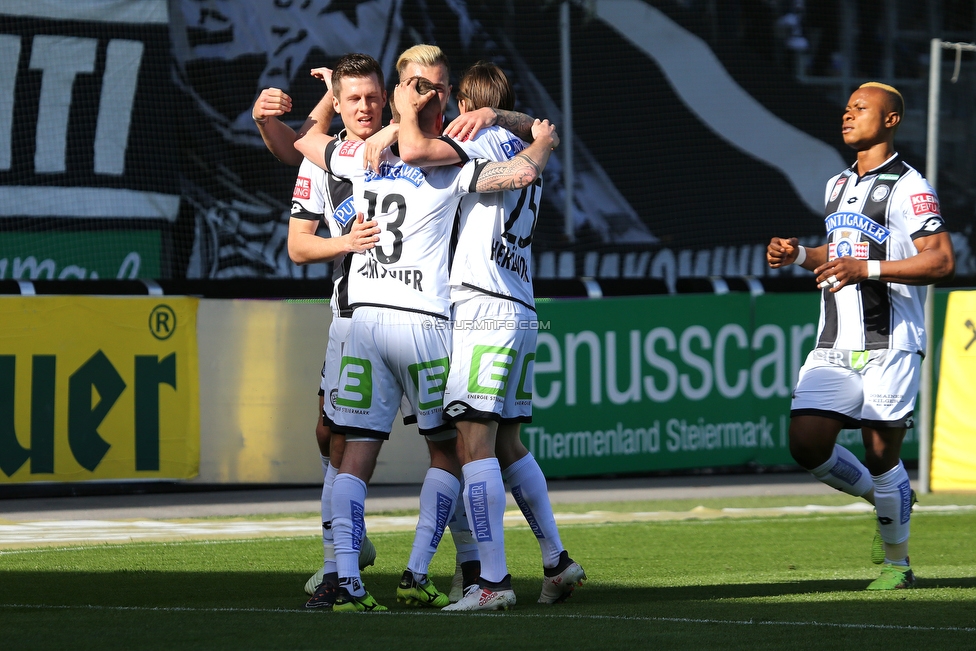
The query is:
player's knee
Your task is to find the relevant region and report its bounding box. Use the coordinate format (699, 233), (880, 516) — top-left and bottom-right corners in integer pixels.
(788, 434), (828, 470)
(495, 438), (527, 468)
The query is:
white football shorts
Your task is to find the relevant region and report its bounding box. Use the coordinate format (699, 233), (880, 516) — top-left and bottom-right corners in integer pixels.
(320, 315), (352, 427)
(790, 348), (920, 429)
(331, 306), (452, 439)
(443, 296), (536, 424)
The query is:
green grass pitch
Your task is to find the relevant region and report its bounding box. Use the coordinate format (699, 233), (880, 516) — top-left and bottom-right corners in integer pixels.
(2, 494), (975, 651)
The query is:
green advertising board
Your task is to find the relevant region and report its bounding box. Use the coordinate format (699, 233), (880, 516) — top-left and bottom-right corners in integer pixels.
(0, 231), (160, 280)
(528, 290), (949, 478)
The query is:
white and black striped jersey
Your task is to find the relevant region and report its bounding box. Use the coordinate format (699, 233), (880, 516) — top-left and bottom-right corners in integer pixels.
(451, 126), (540, 311)
(290, 156), (357, 317)
(816, 153), (946, 353)
(323, 138), (486, 319)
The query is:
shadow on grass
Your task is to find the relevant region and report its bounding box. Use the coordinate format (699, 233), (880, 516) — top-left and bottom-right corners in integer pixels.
(2, 569), (975, 611)
(2, 571), (975, 651)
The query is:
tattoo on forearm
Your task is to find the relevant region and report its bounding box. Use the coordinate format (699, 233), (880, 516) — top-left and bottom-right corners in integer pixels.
(491, 109), (535, 140)
(476, 153), (541, 192)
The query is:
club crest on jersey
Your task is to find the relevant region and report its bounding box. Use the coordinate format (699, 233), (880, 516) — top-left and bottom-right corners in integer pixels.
(365, 161), (426, 186)
(870, 185), (890, 202)
(824, 211), (890, 244)
(829, 235), (869, 260)
(338, 140), (363, 157)
(910, 193), (940, 216)
(331, 196), (357, 227)
(293, 175), (312, 199)
(829, 177), (847, 202)
(500, 138), (525, 159)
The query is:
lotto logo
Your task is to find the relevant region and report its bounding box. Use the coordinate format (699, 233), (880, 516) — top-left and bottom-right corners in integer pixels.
(293, 176), (311, 200)
(911, 193), (940, 216)
(338, 140), (362, 157)
(444, 403), (468, 418)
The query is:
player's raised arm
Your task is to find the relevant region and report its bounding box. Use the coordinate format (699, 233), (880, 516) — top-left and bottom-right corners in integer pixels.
(395, 78), (463, 167)
(293, 89), (339, 171)
(473, 119), (556, 193)
(253, 67), (338, 165)
(446, 107), (556, 147)
(252, 87), (306, 165)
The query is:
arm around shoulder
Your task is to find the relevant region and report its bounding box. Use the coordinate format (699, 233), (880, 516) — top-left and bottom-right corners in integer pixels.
(473, 119), (555, 193)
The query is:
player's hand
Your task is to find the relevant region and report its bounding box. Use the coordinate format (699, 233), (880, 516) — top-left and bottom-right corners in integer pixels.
(767, 237), (799, 268)
(310, 67), (333, 91)
(363, 123), (399, 172)
(444, 107), (495, 140)
(814, 256), (865, 293)
(346, 213), (380, 253)
(530, 119), (557, 149)
(252, 87), (292, 122)
(394, 77), (435, 117)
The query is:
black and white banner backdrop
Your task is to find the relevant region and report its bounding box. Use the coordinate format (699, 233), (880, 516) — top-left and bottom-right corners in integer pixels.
(170, 0), (976, 283)
(0, 1), (180, 219)
(168, 0), (660, 280)
(4, 1), (969, 282)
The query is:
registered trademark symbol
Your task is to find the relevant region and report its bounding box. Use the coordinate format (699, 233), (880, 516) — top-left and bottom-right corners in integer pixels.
(149, 304), (177, 340)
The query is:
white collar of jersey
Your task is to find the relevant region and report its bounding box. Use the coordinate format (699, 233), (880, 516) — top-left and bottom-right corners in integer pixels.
(850, 151), (900, 177)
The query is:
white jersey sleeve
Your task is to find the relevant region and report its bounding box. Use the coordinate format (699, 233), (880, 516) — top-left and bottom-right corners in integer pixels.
(455, 126), (527, 164)
(291, 157), (327, 221)
(893, 174), (945, 238)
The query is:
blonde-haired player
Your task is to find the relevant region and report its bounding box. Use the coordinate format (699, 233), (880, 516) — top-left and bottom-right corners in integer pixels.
(767, 82), (954, 590)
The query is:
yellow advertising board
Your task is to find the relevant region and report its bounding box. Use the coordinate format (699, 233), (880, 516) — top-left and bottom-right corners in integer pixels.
(0, 297), (200, 483)
(932, 290), (976, 491)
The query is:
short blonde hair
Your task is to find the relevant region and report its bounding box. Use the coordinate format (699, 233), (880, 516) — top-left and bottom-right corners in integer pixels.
(859, 81), (904, 115)
(396, 44), (449, 81)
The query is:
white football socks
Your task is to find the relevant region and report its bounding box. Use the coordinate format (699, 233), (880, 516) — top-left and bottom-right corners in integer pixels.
(321, 459), (338, 574)
(448, 480), (479, 564)
(873, 461), (912, 565)
(810, 445), (875, 500)
(332, 472), (368, 596)
(462, 457), (508, 584)
(503, 452), (564, 569)
(408, 467), (460, 581)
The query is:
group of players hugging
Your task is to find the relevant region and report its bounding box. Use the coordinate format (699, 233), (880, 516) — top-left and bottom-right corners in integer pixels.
(252, 40), (952, 610)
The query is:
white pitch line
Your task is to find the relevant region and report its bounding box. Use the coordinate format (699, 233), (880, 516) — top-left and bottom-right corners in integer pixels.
(1, 603), (973, 633)
(1, 504), (973, 549)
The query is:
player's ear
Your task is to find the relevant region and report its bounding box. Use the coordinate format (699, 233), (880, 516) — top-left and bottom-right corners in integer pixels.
(885, 111), (901, 129)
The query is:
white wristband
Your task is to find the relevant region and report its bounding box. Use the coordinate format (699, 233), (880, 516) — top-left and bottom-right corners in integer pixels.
(793, 245), (806, 266)
(867, 259), (881, 280)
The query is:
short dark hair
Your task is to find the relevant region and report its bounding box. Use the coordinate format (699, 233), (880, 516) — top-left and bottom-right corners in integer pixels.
(390, 76), (441, 128)
(332, 53), (385, 99)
